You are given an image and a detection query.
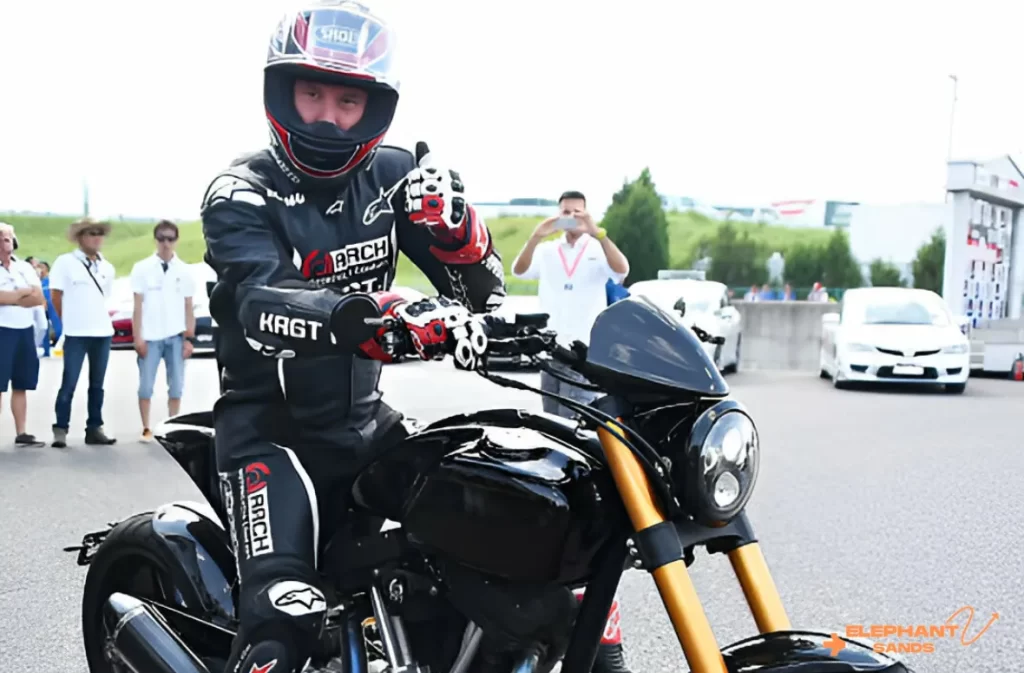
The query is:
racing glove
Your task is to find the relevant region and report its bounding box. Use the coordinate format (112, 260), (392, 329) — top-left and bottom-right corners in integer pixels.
(397, 141), (492, 265)
(358, 292), (489, 369)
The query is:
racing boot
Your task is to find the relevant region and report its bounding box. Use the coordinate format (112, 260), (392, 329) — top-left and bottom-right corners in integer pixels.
(592, 598), (632, 673)
(228, 638), (298, 673)
(573, 590), (632, 673)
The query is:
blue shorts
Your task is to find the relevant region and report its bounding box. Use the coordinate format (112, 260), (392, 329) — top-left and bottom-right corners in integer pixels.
(137, 335), (186, 400)
(0, 326), (40, 392)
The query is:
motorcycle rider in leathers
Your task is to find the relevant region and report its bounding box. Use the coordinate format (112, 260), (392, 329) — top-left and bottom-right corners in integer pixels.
(201, 3), (635, 672)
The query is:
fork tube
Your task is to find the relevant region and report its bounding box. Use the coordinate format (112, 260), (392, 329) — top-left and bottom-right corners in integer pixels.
(597, 424), (728, 673)
(728, 543), (791, 633)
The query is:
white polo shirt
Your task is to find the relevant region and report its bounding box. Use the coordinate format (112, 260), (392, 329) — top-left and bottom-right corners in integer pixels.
(130, 253), (196, 341)
(49, 249), (116, 337)
(512, 232), (627, 346)
(0, 255), (42, 329)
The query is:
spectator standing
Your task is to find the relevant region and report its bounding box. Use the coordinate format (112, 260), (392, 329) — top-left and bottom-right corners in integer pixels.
(807, 282), (829, 302)
(37, 261), (60, 357)
(606, 277), (630, 305)
(0, 223), (46, 446)
(130, 221), (196, 442)
(49, 218), (117, 448)
(512, 190), (629, 418)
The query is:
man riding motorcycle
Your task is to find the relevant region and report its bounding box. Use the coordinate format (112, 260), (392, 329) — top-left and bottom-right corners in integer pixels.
(200, 3), (634, 672)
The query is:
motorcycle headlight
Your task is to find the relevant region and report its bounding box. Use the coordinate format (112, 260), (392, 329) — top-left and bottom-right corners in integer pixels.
(942, 343), (968, 354)
(679, 401), (760, 526)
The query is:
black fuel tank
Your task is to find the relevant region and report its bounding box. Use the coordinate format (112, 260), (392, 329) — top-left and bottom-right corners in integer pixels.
(352, 418), (622, 585)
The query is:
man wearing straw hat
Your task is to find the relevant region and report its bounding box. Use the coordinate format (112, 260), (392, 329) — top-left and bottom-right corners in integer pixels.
(48, 218), (118, 448)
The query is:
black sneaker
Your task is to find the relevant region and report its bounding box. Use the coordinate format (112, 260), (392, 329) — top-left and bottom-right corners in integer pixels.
(85, 427), (117, 445)
(15, 433), (45, 447)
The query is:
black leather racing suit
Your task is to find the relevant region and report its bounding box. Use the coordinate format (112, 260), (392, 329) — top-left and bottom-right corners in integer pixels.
(200, 145), (506, 670)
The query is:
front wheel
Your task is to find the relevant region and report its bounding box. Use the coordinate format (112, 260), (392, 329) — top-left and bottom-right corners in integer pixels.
(81, 514), (226, 672)
(945, 382), (967, 394)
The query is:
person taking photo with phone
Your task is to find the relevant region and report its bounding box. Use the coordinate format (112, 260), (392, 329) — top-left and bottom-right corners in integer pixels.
(511, 191), (632, 673)
(511, 190), (629, 417)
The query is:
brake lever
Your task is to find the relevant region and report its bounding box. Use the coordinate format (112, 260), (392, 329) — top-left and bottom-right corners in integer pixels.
(690, 325), (726, 345)
(363, 316), (410, 358)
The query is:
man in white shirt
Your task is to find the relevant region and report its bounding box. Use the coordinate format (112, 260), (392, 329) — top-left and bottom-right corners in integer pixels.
(0, 223), (46, 446)
(512, 191), (630, 418)
(511, 193), (635, 673)
(49, 219), (118, 448)
(130, 220), (196, 442)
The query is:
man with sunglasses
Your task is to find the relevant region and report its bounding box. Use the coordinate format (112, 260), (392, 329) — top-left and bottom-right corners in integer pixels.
(129, 220), (196, 442)
(48, 218), (118, 448)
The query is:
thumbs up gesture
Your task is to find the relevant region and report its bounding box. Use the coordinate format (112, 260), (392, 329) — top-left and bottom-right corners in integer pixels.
(400, 141), (469, 238)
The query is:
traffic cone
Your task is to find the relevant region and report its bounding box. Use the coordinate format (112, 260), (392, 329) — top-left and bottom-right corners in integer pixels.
(1013, 353), (1024, 381)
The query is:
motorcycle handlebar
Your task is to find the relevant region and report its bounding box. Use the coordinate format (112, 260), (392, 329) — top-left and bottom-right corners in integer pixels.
(363, 312), (583, 368)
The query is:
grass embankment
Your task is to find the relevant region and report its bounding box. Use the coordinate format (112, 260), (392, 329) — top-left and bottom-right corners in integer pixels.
(2, 212), (833, 294)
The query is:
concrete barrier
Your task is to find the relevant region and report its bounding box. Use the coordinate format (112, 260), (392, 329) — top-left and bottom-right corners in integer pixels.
(732, 300), (837, 372)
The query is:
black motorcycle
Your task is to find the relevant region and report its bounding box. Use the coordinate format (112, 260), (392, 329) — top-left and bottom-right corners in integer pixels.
(66, 295), (912, 673)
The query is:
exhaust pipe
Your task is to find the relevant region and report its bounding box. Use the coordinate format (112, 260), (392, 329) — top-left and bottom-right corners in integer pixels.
(103, 592), (211, 673)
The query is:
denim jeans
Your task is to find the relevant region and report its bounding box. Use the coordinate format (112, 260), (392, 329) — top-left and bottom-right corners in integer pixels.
(137, 335), (186, 400)
(54, 336), (112, 431)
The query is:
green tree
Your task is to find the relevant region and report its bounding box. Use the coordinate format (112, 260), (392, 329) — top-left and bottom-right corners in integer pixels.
(705, 222), (769, 287)
(601, 170), (669, 284)
(782, 243), (825, 288)
(610, 167), (657, 208)
(820, 227), (863, 290)
(869, 259), (905, 287)
(911, 228), (946, 294)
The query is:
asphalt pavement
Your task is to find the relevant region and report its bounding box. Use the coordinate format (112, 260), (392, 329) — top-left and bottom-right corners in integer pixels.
(1, 351), (1022, 672)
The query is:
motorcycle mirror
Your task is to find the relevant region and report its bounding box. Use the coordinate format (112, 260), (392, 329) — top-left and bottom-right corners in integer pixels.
(673, 297), (687, 317)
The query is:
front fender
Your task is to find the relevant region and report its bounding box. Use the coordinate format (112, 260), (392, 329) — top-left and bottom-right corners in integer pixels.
(720, 630), (912, 672)
(151, 501), (238, 628)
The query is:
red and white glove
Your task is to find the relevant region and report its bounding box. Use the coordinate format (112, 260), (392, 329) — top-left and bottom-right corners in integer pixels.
(401, 141), (491, 265)
(358, 292), (488, 369)
(358, 290), (409, 363)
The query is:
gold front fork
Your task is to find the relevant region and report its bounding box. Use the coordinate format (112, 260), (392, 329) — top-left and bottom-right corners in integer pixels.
(597, 422), (790, 673)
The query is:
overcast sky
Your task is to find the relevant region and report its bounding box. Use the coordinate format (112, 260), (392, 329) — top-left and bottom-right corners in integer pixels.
(3, 0), (1023, 220)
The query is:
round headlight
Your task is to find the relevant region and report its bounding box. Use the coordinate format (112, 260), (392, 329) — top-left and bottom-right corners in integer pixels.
(680, 404), (760, 525)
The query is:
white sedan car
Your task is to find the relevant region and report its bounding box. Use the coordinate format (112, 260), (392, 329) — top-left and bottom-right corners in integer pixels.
(819, 287), (970, 393)
(627, 279), (743, 372)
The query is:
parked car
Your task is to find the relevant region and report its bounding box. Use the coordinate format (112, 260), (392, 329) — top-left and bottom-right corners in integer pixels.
(107, 278), (134, 350)
(628, 278), (743, 373)
(819, 286), (970, 393)
(190, 262), (218, 354)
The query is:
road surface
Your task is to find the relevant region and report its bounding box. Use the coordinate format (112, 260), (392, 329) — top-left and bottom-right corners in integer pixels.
(0, 352), (1020, 671)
